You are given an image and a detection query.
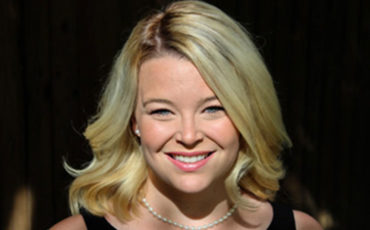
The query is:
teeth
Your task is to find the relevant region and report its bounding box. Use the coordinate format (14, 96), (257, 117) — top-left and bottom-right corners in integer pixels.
(174, 154), (207, 163)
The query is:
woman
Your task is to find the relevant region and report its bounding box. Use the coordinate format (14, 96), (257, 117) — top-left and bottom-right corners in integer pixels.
(51, 1), (322, 229)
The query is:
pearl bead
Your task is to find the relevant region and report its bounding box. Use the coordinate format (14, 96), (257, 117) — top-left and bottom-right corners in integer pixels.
(142, 198), (237, 229)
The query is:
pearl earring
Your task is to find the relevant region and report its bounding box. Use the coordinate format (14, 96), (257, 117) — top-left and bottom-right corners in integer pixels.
(135, 129), (141, 136)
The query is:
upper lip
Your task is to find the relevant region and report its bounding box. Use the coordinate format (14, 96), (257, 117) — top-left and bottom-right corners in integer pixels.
(165, 151), (214, 157)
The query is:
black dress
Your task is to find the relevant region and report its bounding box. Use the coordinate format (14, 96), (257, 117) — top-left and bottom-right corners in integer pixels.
(81, 203), (296, 230)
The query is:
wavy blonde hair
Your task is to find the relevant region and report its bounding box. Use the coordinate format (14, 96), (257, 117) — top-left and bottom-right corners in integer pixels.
(67, 0), (292, 222)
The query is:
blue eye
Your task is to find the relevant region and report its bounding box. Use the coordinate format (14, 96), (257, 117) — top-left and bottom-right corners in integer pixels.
(150, 109), (171, 116)
(204, 106), (224, 113)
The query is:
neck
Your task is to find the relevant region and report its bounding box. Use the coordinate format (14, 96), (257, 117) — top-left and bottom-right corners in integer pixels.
(143, 176), (233, 222)
(142, 197), (237, 230)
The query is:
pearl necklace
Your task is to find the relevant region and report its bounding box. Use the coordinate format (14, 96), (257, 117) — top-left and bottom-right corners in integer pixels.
(142, 198), (237, 230)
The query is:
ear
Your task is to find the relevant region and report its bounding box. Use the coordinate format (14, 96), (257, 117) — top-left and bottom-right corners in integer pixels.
(131, 116), (138, 134)
(131, 116), (141, 138)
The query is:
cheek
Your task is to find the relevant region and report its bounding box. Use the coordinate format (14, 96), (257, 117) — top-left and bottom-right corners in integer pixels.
(140, 120), (175, 151)
(207, 119), (240, 151)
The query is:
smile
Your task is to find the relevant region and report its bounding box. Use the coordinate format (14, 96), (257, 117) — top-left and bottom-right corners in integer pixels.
(167, 151), (214, 163)
(166, 151), (215, 172)
(173, 154), (207, 163)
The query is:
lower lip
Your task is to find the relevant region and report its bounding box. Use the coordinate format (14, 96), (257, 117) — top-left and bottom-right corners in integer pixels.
(167, 153), (214, 172)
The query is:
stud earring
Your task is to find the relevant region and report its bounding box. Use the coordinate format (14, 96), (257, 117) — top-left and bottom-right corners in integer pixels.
(135, 129), (141, 136)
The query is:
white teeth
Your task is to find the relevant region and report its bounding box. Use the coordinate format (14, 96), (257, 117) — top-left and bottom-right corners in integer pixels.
(174, 154), (207, 163)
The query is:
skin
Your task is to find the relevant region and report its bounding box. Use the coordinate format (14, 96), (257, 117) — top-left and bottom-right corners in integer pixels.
(131, 54), (241, 225)
(134, 55), (240, 197)
(50, 55), (323, 230)
(49, 208), (322, 230)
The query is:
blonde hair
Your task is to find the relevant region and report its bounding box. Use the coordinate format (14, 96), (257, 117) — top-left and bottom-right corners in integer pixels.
(67, 0), (292, 221)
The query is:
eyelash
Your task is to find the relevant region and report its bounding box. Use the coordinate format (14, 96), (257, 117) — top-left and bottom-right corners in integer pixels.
(150, 109), (172, 116)
(149, 106), (224, 116)
(204, 106), (224, 113)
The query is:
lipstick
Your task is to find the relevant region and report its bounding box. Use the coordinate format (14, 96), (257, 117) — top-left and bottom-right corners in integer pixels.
(166, 151), (215, 172)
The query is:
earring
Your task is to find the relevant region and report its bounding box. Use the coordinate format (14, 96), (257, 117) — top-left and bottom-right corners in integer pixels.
(135, 129), (141, 136)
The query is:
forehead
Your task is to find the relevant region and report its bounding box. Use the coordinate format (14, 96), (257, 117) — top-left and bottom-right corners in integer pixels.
(137, 56), (214, 98)
(139, 55), (194, 80)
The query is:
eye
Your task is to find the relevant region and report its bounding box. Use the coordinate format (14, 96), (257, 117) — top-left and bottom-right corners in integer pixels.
(203, 106), (225, 113)
(150, 109), (172, 116)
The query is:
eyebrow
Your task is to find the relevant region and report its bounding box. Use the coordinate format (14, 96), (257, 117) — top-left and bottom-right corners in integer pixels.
(202, 96), (218, 104)
(142, 96), (218, 107)
(143, 98), (174, 107)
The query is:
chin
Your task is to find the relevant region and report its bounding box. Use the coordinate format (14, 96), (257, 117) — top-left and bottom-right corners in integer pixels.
(169, 175), (224, 195)
(174, 183), (209, 194)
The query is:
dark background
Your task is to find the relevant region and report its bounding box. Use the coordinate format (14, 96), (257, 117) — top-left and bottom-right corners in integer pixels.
(1, 0), (369, 229)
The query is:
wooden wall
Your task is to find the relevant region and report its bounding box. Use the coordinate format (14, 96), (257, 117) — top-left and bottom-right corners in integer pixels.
(1, 0), (369, 229)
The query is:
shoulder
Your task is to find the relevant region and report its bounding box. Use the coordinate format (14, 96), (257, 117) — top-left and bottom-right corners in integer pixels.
(236, 199), (273, 229)
(49, 214), (86, 230)
(293, 210), (323, 230)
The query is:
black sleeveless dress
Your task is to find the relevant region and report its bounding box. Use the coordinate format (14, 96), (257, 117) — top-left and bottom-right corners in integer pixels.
(81, 203), (296, 229)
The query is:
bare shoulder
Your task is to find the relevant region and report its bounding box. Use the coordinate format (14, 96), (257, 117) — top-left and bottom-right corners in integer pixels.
(236, 198), (273, 229)
(293, 210), (323, 230)
(49, 214), (86, 230)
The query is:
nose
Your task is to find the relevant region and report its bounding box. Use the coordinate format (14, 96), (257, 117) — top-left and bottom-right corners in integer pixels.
(175, 115), (203, 147)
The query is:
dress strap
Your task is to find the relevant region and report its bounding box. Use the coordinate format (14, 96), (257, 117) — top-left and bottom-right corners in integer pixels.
(267, 202), (296, 230)
(80, 209), (116, 230)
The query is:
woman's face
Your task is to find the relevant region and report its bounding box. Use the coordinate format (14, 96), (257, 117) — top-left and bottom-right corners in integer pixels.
(133, 55), (239, 194)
